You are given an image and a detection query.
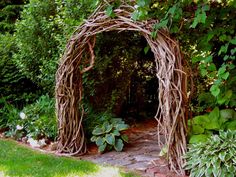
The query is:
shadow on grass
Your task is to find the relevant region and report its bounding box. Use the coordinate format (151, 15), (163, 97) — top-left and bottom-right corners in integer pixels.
(0, 139), (99, 177)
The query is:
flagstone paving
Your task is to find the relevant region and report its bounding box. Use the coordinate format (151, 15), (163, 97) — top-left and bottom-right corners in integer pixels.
(81, 120), (184, 177)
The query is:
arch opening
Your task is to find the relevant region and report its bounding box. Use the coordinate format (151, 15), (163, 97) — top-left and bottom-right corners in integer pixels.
(83, 31), (159, 123)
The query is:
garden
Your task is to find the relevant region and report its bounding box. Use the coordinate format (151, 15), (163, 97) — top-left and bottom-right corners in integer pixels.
(0, 0), (236, 176)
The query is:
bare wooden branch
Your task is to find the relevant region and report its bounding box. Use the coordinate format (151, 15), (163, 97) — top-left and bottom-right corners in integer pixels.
(55, 1), (189, 175)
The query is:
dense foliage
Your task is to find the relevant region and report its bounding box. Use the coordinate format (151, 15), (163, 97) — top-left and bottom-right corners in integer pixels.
(184, 131), (236, 177)
(0, 0), (235, 173)
(188, 107), (236, 143)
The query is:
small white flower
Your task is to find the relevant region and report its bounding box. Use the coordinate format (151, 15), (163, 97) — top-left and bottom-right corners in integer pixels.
(19, 112), (26, 119)
(16, 125), (23, 130)
(134, 5), (139, 9)
(38, 139), (46, 147)
(27, 138), (40, 148)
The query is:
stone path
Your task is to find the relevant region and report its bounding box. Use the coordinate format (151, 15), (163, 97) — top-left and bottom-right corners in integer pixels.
(81, 120), (183, 177)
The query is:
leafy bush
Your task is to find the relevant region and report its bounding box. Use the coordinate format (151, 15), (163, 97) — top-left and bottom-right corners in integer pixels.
(4, 95), (57, 140)
(0, 98), (19, 130)
(91, 118), (129, 152)
(184, 131), (236, 177)
(188, 107), (236, 143)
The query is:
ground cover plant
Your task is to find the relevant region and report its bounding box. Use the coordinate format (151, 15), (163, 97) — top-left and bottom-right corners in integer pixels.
(184, 131), (236, 177)
(91, 117), (129, 152)
(0, 139), (138, 177)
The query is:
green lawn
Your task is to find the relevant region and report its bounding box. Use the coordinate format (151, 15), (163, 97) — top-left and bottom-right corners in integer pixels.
(0, 139), (139, 177)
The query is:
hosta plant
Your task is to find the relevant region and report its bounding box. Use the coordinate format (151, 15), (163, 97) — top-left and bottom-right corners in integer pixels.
(184, 130), (236, 177)
(91, 118), (129, 152)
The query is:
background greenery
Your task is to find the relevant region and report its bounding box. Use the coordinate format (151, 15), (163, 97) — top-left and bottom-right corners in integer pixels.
(0, 0), (235, 175)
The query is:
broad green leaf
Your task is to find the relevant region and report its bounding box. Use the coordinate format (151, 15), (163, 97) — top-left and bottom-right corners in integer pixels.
(111, 118), (123, 124)
(92, 127), (104, 135)
(121, 134), (129, 143)
(90, 136), (97, 142)
(209, 107), (220, 119)
(192, 115), (210, 126)
(137, 0), (151, 7)
(221, 71), (229, 80)
(131, 11), (139, 21)
(114, 139), (124, 152)
(95, 137), (104, 146)
(98, 143), (107, 152)
(206, 107), (220, 130)
(151, 30), (157, 39)
(198, 11), (206, 24)
(225, 90), (233, 99)
(230, 37), (236, 45)
(225, 120), (236, 130)
(192, 56), (204, 63)
(218, 44), (229, 55)
(153, 19), (168, 30)
(105, 5), (115, 18)
(105, 134), (115, 145)
(189, 134), (210, 144)
(116, 123), (129, 131)
(220, 109), (235, 120)
(112, 129), (120, 136)
(218, 65), (226, 75)
(144, 45), (150, 54)
(200, 68), (207, 76)
(191, 125), (205, 135)
(207, 63), (216, 71)
(217, 95), (227, 105)
(210, 85), (220, 97)
(104, 123), (113, 133)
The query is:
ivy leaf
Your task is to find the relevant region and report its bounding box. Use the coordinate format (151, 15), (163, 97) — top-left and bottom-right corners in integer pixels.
(207, 63), (216, 71)
(151, 30), (157, 39)
(198, 11), (207, 24)
(230, 37), (236, 45)
(192, 56), (203, 63)
(190, 5), (208, 28)
(221, 71), (229, 80)
(131, 11), (139, 21)
(144, 45), (150, 54)
(105, 5), (116, 18)
(218, 44), (229, 55)
(210, 85), (220, 97)
(218, 65), (226, 75)
(153, 19), (168, 30)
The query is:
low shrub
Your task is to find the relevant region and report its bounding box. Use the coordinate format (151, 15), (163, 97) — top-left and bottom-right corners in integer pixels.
(91, 118), (129, 153)
(184, 130), (236, 177)
(188, 107), (236, 143)
(0, 98), (19, 130)
(4, 95), (57, 140)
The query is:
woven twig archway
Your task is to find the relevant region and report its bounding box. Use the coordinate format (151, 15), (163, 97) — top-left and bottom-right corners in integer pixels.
(55, 2), (188, 174)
